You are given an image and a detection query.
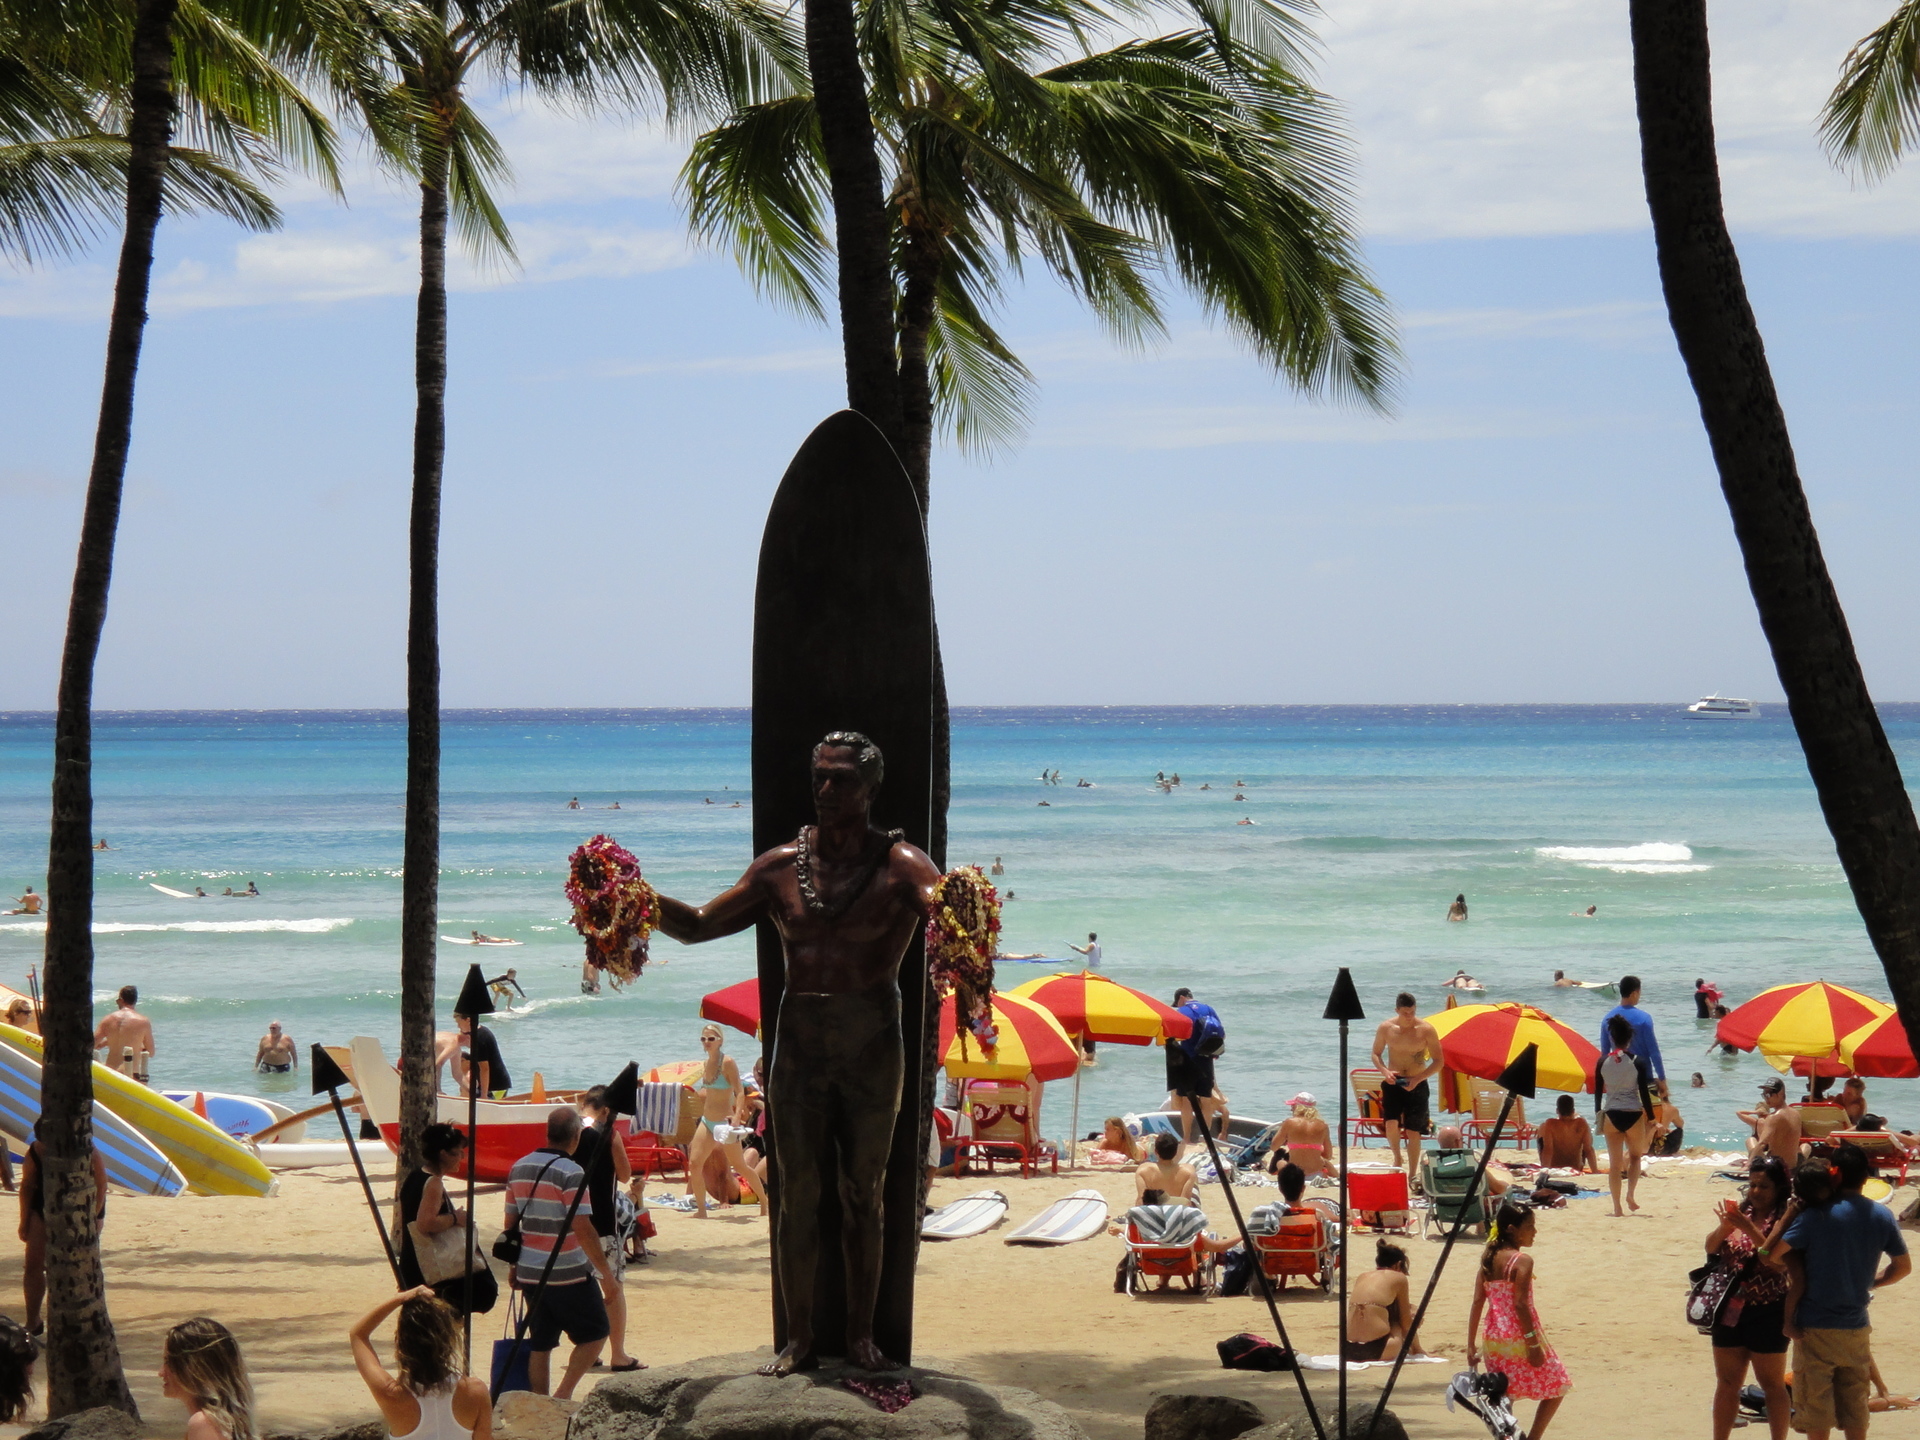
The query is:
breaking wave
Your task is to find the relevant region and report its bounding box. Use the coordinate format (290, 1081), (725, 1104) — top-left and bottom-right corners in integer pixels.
(1534, 843), (1709, 875)
(0, 918), (353, 935)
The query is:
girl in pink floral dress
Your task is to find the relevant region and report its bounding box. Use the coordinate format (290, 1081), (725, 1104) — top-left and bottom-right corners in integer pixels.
(1468, 1198), (1572, 1439)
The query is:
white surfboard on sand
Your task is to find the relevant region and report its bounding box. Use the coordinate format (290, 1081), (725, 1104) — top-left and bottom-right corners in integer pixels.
(150, 884), (199, 899)
(439, 935), (523, 946)
(922, 1189), (1008, 1240)
(1005, 1188), (1107, 1245)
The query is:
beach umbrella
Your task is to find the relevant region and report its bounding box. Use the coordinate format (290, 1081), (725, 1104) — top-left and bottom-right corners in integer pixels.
(937, 990), (1079, 1083)
(1007, 971), (1193, 1043)
(1716, 982), (1892, 1066)
(1838, 1010), (1920, 1079)
(1424, 1001), (1600, 1093)
(1009, 971), (1189, 1165)
(1438, 991), (1474, 1113)
(699, 978), (762, 1038)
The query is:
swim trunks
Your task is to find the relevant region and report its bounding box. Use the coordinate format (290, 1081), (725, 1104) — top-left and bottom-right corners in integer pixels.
(1380, 1079), (1431, 1136)
(260, 1062), (292, 1074)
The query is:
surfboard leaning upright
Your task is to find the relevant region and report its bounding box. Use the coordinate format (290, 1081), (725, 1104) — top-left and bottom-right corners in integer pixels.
(752, 410), (934, 1367)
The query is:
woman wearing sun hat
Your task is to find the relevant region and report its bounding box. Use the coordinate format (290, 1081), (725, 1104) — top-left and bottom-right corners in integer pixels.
(1269, 1092), (1332, 1177)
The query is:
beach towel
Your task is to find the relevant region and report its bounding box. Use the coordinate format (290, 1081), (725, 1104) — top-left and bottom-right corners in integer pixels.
(1246, 1204), (1284, 1236)
(1125, 1204), (1207, 1245)
(633, 1082), (681, 1136)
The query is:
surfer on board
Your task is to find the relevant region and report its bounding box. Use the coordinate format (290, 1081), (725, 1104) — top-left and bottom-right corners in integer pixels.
(5, 888), (39, 916)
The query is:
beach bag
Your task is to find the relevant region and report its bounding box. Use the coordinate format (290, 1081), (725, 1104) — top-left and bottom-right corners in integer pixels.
(492, 1156), (564, 1268)
(1186, 1004), (1227, 1059)
(490, 1293), (532, 1396)
(1216, 1333), (1292, 1371)
(410, 1216), (487, 1286)
(1686, 1253), (1752, 1333)
(1216, 1248), (1256, 1298)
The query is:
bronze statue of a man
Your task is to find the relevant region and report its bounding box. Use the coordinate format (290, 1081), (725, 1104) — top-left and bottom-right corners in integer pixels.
(656, 731), (939, 1375)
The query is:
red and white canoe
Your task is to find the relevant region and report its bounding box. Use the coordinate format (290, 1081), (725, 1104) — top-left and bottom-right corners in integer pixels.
(350, 1036), (593, 1182)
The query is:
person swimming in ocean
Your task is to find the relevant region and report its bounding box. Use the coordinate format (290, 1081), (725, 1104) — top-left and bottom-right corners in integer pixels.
(1446, 894), (1468, 922)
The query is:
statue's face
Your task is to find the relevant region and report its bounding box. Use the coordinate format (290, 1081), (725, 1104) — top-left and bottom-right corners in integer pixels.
(811, 745), (872, 823)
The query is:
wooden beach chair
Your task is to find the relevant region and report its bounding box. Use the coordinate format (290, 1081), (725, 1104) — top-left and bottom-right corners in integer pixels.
(1795, 1102), (1849, 1140)
(1349, 1070), (1389, 1148)
(955, 1076), (1059, 1178)
(1464, 1080), (1535, 1150)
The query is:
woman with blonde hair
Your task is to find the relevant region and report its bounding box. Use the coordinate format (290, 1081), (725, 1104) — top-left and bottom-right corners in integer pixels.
(1269, 1093), (1331, 1178)
(160, 1317), (255, 1440)
(688, 1023), (753, 1218)
(1093, 1117), (1143, 1164)
(350, 1287), (491, 1440)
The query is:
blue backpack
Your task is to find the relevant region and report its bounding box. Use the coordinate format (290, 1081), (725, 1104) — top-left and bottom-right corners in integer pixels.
(1184, 1003), (1227, 1058)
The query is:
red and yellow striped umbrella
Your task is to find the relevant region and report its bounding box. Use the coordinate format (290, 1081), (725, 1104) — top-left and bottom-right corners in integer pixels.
(938, 991), (1080, 1082)
(1008, 972), (1192, 1044)
(1838, 1010), (1920, 1079)
(1716, 982), (1892, 1066)
(1424, 1002), (1600, 1094)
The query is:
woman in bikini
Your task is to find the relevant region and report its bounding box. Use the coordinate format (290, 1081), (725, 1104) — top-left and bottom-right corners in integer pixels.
(1594, 1013), (1655, 1217)
(1344, 1241), (1423, 1362)
(1467, 1197), (1572, 1439)
(1269, 1093), (1330, 1178)
(687, 1024), (754, 1218)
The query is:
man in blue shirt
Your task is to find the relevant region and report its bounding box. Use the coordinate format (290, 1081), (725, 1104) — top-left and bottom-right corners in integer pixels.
(1596, 974), (1665, 1084)
(1167, 987), (1223, 1142)
(1782, 1143), (1910, 1440)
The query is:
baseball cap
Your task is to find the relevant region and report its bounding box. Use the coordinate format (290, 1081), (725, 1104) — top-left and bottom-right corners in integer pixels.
(1289, 1091), (1317, 1107)
(1759, 1078), (1785, 1092)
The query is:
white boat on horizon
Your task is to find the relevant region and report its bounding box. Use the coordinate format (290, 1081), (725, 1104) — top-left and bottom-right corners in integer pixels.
(1687, 694), (1758, 717)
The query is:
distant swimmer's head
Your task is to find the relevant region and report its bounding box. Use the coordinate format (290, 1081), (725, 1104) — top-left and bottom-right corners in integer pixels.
(1153, 1132), (1179, 1161)
(1455, 894), (1465, 904)
(118, 985), (137, 1008)
(1554, 970), (1564, 980)
(1620, 974), (1642, 1003)
(1395, 992), (1417, 1015)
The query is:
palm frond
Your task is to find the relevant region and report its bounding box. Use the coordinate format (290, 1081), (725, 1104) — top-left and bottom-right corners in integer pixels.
(927, 275), (1035, 456)
(447, 103), (517, 262)
(1823, 0), (1920, 179)
(682, 94), (832, 317)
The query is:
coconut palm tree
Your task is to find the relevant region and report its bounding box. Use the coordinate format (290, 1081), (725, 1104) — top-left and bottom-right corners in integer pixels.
(350, 0), (797, 1170)
(28, 0), (365, 1411)
(683, 0), (1393, 501)
(1822, 1), (1920, 178)
(1628, 0), (1920, 1056)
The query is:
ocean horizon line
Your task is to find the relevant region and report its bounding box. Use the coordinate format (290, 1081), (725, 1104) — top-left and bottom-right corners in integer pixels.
(8, 700), (1916, 725)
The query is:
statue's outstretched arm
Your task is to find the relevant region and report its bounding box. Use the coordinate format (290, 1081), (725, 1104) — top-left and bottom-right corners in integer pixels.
(658, 862), (770, 944)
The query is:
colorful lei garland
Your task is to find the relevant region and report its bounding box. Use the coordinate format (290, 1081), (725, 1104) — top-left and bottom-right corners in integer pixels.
(927, 866), (1001, 1055)
(565, 834), (659, 984)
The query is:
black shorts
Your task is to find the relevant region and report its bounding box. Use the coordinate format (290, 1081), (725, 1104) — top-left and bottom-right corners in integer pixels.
(1604, 1109), (1643, 1136)
(1712, 1298), (1787, 1355)
(1380, 1079), (1431, 1136)
(524, 1278), (609, 1352)
(1167, 1046), (1215, 1100)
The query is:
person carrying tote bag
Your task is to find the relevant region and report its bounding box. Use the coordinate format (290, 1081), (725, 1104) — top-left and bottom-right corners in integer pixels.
(400, 1123), (498, 1315)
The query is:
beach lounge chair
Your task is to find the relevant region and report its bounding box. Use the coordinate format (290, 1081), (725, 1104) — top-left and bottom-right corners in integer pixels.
(1247, 1202), (1335, 1292)
(1795, 1102), (1849, 1140)
(1345, 1166), (1415, 1234)
(1349, 1070), (1389, 1148)
(955, 1076), (1060, 1178)
(1419, 1148), (1491, 1239)
(1830, 1130), (1913, 1187)
(1463, 1080), (1535, 1150)
(625, 1129), (687, 1182)
(1119, 1204), (1218, 1297)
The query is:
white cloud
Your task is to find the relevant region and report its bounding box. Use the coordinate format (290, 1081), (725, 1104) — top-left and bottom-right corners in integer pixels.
(1030, 401), (1630, 450)
(1321, 0), (1920, 238)
(1399, 302), (1664, 343)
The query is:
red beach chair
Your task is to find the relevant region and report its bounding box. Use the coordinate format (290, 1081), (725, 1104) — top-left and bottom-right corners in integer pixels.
(1345, 1167), (1415, 1234)
(1119, 1205), (1218, 1297)
(625, 1129), (686, 1181)
(1252, 1206), (1335, 1293)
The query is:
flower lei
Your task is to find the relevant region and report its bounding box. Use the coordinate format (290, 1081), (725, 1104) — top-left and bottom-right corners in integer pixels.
(565, 835), (659, 984)
(926, 866), (1001, 1056)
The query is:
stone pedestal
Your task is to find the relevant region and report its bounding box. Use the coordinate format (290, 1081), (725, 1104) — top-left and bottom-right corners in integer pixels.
(569, 1352), (1087, 1440)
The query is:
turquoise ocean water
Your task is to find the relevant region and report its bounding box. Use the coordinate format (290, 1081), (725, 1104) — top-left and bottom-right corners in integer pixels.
(1, 705), (1915, 1149)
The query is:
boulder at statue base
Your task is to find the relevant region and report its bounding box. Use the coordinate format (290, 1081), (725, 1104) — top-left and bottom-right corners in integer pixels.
(494, 1391), (579, 1440)
(21, 1408), (141, 1440)
(262, 1422), (385, 1440)
(1143, 1393), (1267, 1440)
(1242, 1403), (1407, 1440)
(569, 1351), (1087, 1440)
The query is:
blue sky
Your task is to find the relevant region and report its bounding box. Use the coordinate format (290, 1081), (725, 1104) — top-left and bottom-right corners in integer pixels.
(2, 0), (1918, 707)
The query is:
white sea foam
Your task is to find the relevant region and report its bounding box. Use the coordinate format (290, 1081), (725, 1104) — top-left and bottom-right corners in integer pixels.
(0, 918), (353, 935)
(1534, 842), (1710, 874)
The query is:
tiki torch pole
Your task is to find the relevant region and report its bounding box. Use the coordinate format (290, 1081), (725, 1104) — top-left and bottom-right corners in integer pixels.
(1324, 968), (1365, 1440)
(453, 964), (496, 1374)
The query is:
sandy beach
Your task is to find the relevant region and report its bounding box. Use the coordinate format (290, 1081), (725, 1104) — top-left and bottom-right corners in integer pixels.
(3, 1146), (1915, 1440)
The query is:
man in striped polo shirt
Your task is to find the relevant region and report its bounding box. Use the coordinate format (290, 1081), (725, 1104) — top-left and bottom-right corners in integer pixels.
(505, 1108), (617, 1397)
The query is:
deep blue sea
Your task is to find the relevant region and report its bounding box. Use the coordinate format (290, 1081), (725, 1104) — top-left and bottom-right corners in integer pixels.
(1, 705), (1914, 1147)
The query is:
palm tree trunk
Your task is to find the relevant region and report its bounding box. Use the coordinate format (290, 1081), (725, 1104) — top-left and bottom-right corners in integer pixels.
(399, 134), (451, 1173)
(1630, 0), (1920, 1052)
(40, 0), (178, 1415)
(896, 229), (937, 508)
(804, 0), (904, 447)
